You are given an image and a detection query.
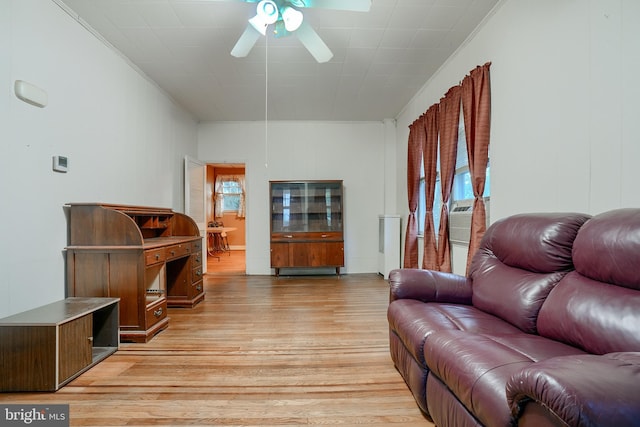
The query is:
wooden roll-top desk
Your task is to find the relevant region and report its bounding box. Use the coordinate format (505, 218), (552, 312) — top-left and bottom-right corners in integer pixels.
(65, 203), (204, 343)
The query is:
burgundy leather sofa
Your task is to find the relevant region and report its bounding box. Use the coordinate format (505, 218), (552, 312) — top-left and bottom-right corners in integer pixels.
(387, 209), (640, 427)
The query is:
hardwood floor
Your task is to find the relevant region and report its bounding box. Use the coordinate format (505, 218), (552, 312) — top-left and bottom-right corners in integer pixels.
(0, 273), (434, 426)
(206, 249), (246, 275)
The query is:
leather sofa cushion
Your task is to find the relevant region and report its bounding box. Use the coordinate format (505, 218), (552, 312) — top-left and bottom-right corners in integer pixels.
(471, 213), (589, 273)
(471, 263), (566, 334)
(537, 208), (640, 354)
(470, 213), (590, 333)
(424, 330), (585, 427)
(537, 271), (640, 354)
(388, 300), (521, 365)
(572, 208), (640, 291)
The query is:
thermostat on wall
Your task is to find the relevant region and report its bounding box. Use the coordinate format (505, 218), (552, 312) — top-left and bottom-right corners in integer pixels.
(53, 156), (68, 173)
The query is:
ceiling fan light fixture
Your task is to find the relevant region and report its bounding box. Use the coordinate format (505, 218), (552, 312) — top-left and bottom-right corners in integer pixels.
(281, 6), (304, 32)
(249, 0), (279, 35)
(257, 0), (279, 23)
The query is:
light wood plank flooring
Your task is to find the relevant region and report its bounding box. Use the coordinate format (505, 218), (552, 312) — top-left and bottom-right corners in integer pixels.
(207, 250), (245, 275)
(0, 273), (434, 426)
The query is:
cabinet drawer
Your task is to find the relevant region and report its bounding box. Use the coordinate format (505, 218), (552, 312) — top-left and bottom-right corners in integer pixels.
(191, 252), (202, 268)
(165, 244), (191, 260)
(191, 266), (203, 283)
(145, 300), (167, 328)
(145, 248), (165, 265)
(305, 232), (342, 241)
(271, 233), (297, 241)
(190, 280), (204, 298)
(271, 232), (342, 241)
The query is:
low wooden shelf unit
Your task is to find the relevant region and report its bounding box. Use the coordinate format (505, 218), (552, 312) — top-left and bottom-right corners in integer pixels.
(0, 297), (119, 392)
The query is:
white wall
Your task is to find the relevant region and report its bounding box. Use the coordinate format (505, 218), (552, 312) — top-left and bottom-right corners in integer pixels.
(0, 0), (198, 318)
(198, 121), (386, 275)
(396, 0), (640, 274)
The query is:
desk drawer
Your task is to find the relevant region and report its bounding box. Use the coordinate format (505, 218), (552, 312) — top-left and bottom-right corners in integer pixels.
(190, 280), (204, 298)
(145, 249), (165, 266)
(191, 252), (202, 268)
(192, 239), (202, 253)
(165, 243), (191, 260)
(145, 300), (167, 328)
(191, 266), (203, 284)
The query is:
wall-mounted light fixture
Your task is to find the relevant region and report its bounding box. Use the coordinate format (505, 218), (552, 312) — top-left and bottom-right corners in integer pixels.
(14, 80), (48, 108)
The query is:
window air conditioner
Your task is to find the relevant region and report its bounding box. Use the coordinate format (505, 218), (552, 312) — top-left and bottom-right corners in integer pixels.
(449, 198), (490, 245)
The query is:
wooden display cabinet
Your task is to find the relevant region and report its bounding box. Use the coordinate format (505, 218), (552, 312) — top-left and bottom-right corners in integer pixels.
(0, 297), (119, 392)
(66, 203), (204, 343)
(270, 180), (344, 276)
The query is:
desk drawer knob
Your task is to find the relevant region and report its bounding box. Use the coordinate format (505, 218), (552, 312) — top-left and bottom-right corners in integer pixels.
(155, 254), (160, 260)
(154, 308), (163, 318)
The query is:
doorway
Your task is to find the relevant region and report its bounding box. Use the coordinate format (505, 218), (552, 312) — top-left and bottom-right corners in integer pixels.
(206, 163), (246, 275)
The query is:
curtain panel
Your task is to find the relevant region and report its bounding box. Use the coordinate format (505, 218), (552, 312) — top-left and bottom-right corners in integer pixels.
(422, 105), (439, 271)
(461, 62), (491, 274)
(404, 63), (491, 274)
(436, 86), (461, 273)
(214, 177), (224, 218)
(403, 120), (424, 268)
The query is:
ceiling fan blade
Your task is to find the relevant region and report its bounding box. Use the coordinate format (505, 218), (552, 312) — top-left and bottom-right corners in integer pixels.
(298, 0), (371, 12)
(231, 24), (261, 58)
(295, 21), (333, 63)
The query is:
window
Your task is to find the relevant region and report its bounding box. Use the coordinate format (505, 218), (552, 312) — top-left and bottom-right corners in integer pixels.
(452, 110), (490, 204)
(418, 170), (441, 236)
(214, 174), (246, 218)
(222, 180), (242, 212)
(418, 108), (490, 235)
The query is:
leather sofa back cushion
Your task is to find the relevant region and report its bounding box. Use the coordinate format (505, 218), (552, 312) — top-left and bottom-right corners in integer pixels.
(469, 213), (590, 333)
(572, 208), (640, 291)
(538, 208), (640, 353)
(537, 272), (640, 353)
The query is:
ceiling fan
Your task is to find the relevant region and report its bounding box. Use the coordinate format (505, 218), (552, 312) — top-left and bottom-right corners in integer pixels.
(220, 0), (372, 63)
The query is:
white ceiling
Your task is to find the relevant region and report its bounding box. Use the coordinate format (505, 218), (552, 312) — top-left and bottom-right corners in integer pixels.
(56, 0), (499, 122)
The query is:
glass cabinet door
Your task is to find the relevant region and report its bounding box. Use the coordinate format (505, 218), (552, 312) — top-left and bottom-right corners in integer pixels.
(270, 181), (343, 233)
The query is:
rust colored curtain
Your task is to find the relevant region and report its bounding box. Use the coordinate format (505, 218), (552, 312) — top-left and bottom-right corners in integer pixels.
(403, 119), (424, 268)
(436, 86), (461, 273)
(422, 105), (439, 271)
(461, 62), (492, 274)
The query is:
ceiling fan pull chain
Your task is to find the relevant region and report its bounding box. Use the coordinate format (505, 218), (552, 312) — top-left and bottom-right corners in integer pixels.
(264, 33), (269, 169)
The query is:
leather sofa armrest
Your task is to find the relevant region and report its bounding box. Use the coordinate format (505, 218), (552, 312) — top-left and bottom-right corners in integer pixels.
(388, 268), (472, 304)
(507, 352), (640, 427)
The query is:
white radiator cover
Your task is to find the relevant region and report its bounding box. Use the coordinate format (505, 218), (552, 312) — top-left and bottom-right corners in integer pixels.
(378, 215), (401, 279)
